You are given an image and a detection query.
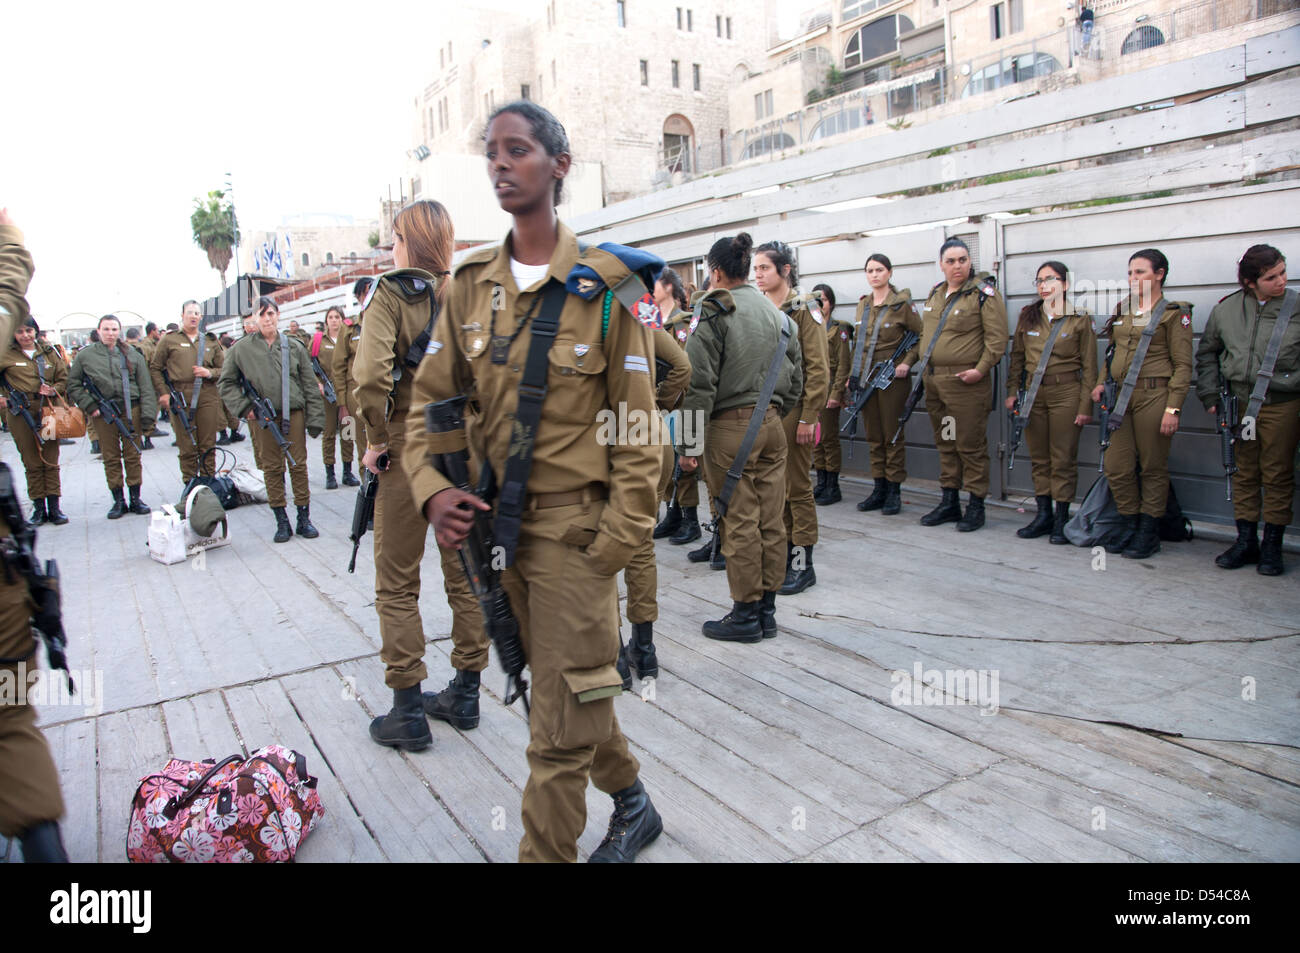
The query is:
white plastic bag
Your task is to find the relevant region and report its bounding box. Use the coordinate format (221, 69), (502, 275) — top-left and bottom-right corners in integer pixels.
(148, 505), (189, 565)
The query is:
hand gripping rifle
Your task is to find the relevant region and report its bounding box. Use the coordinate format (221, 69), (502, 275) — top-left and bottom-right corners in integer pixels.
(1007, 368), (1028, 471)
(1216, 372), (1239, 502)
(347, 455), (386, 573)
(159, 367), (198, 445)
(1096, 342), (1117, 472)
(310, 357), (338, 405)
(425, 395), (530, 716)
(237, 370), (296, 467)
(81, 375), (142, 452)
(0, 371), (46, 447)
(841, 329), (920, 439)
(0, 463), (73, 694)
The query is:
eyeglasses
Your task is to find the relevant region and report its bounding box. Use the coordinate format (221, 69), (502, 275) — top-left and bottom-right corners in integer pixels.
(1033, 277), (1062, 286)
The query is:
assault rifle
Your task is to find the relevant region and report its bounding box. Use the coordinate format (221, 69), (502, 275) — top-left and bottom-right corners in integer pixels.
(841, 329), (919, 439)
(1096, 342), (1117, 472)
(425, 395), (530, 716)
(890, 379), (925, 445)
(237, 371), (296, 467)
(159, 367), (197, 444)
(1216, 373), (1239, 502)
(310, 357), (337, 405)
(1007, 368), (1028, 471)
(347, 454), (386, 573)
(0, 371), (45, 447)
(81, 375), (142, 453)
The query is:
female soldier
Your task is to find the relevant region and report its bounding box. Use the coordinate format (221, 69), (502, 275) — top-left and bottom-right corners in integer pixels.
(1091, 249), (1194, 559)
(217, 297), (324, 541)
(679, 233), (803, 640)
(754, 240), (828, 594)
(0, 318), (69, 524)
(849, 255), (922, 515)
(1005, 261), (1096, 543)
(651, 266), (700, 544)
(404, 102), (662, 862)
(1196, 244), (1298, 575)
(353, 200), (487, 750)
(811, 283), (852, 505)
(315, 305), (359, 488)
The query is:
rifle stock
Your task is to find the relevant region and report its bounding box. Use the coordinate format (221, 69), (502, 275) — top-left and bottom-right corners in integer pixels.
(311, 357), (338, 404)
(82, 376), (142, 452)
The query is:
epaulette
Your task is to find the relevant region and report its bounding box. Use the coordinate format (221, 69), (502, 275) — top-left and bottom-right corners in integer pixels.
(1217, 291), (1237, 304)
(363, 268), (437, 310)
(974, 272), (998, 302)
(455, 245), (499, 275)
(859, 294), (869, 302)
(686, 288), (735, 337)
(930, 279), (947, 296)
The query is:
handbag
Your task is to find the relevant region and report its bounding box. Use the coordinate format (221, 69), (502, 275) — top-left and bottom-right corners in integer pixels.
(127, 744), (324, 863)
(40, 394), (87, 440)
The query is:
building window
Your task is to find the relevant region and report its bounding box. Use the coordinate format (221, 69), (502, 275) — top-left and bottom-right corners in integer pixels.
(676, 7), (682, 29)
(842, 0), (882, 20)
(552, 60), (557, 84)
(961, 51), (1061, 96)
(693, 63), (701, 91)
(687, 9), (693, 31)
(672, 60), (680, 88)
(755, 88), (774, 120)
(439, 49), (444, 69)
(521, 83), (531, 100)
(538, 75), (544, 98)
(991, 2), (1022, 39)
(844, 14), (914, 69)
(617, 0), (626, 27)
(326, 252), (334, 264)
(726, 17), (732, 39)
(640, 59), (649, 86)
(716, 14), (722, 36)
(302, 253), (310, 267)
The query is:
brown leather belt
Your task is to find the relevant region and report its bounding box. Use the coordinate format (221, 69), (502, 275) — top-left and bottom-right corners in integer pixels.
(712, 404), (778, 421)
(1137, 377), (1170, 389)
(1039, 370), (1084, 386)
(526, 484), (607, 510)
(927, 363), (976, 376)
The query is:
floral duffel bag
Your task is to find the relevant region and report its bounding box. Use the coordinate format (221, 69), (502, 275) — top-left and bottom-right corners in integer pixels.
(127, 744), (324, 863)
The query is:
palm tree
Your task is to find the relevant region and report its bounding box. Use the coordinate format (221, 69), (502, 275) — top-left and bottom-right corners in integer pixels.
(190, 190), (240, 289)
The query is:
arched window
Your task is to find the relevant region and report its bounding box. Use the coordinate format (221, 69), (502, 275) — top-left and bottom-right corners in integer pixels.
(740, 132), (795, 160)
(664, 114), (695, 173)
(809, 107), (864, 141)
(1121, 26), (1165, 54)
(302, 252), (310, 267)
(843, 15), (914, 69)
(961, 52), (1061, 97)
(326, 252), (334, 264)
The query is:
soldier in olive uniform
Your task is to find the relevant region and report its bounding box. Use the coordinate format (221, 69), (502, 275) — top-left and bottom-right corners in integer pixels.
(332, 280), (370, 464)
(218, 297), (325, 542)
(353, 200), (487, 750)
(914, 238), (1009, 532)
(1091, 248), (1194, 559)
(849, 254), (922, 515)
(405, 102), (662, 863)
(651, 267), (701, 544)
(681, 233), (803, 643)
(1005, 261), (1096, 543)
(1196, 244), (1298, 575)
(755, 241), (829, 594)
(315, 306), (359, 488)
(0, 209), (69, 861)
(216, 333), (246, 445)
(0, 317), (69, 524)
(811, 283), (851, 505)
(287, 320), (311, 350)
(150, 300), (225, 485)
(67, 315), (156, 518)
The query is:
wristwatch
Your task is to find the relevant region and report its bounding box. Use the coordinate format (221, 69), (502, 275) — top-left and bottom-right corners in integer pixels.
(1164, 407), (1181, 415)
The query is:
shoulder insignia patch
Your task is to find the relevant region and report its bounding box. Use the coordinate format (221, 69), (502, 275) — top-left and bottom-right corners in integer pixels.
(840, 330), (848, 341)
(1181, 314), (1191, 328)
(677, 328), (688, 343)
(576, 277), (600, 296)
(631, 292), (663, 330)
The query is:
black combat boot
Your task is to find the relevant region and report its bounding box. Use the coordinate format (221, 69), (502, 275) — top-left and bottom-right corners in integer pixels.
(710, 548), (726, 570)
(670, 506), (701, 545)
(587, 778), (663, 863)
(128, 484), (151, 515)
(45, 497), (68, 525)
(818, 472), (841, 505)
(272, 506), (293, 543)
(920, 487), (962, 526)
(857, 478), (888, 512)
(369, 684), (432, 752)
(142, 435), (155, 450)
(702, 601), (763, 642)
(615, 641), (633, 691)
(20, 820), (69, 863)
(812, 469), (828, 503)
(150, 423), (169, 438)
(1105, 514), (1139, 554)
(1049, 501), (1070, 545)
(780, 543), (816, 594)
(882, 480), (902, 515)
(1215, 520), (1260, 569)
(628, 621), (658, 679)
(216, 430), (232, 445)
(325, 465), (338, 490)
(687, 534), (714, 562)
(1122, 513), (1161, 559)
(296, 505), (319, 539)
(759, 591), (777, 638)
(341, 462), (360, 487)
(29, 498), (48, 525)
(106, 487), (127, 519)
(1017, 495), (1052, 538)
(90, 439), (101, 455)
(422, 669), (481, 730)
(653, 500), (682, 539)
(956, 495), (985, 532)
(228, 427), (246, 443)
(1258, 524), (1286, 576)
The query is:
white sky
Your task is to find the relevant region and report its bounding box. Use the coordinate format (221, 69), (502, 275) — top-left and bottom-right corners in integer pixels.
(2, 0), (509, 332)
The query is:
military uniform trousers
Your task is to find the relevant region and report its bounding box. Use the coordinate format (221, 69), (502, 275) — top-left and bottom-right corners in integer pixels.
(223, 403), (240, 432)
(703, 408), (789, 603)
(655, 441), (699, 507)
(781, 401), (819, 546)
(172, 389), (225, 482)
(861, 378), (911, 484)
(0, 570), (65, 839)
(94, 407), (144, 490)
(6, 408), (60, 498)
(320, 398), (354, 467)
(1025, 377), (1085, 502)
(1232, 395), (1300, 526)
(925, 369), (993, 498)
(626, 450), (665, 625)
(341, 387), (367, 460)
(498, 499), (640, 863)
(813, 405), (843, 473)
(250, 409), (309, 508)
(375, 422), (484, 690)
(1103, 384), (1173, 518)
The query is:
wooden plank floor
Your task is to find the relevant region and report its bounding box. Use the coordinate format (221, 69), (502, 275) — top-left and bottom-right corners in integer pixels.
(5, 430), (1298, 862)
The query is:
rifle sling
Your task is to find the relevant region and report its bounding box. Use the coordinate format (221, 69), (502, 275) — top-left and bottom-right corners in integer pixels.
(1108, 296), (1165, 429)
(190, 333), (206, 412)
(117, 345), (133, 426)
(279, 333), (291, 437)
(715, 313), (794, 519)
(493, 279), (569, 568)
(1017, 313), (1068, 422)
(1244, 287), (1298, 422)
(900, 288), (966, 408)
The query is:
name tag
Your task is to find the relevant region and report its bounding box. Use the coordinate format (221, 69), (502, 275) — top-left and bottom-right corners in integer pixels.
(180, 341), (191, 347)
(14, 361), (26, 366)
(923, 306), (933, 312)
(1027, 331), (1040, 337)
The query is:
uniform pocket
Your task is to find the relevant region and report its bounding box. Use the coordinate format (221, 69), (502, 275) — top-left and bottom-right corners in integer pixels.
(546, 340), (606, 425)
(554, 664), (621, 747)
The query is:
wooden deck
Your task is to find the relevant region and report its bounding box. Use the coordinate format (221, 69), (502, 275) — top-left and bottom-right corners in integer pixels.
(5, 429), (1298, 863)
